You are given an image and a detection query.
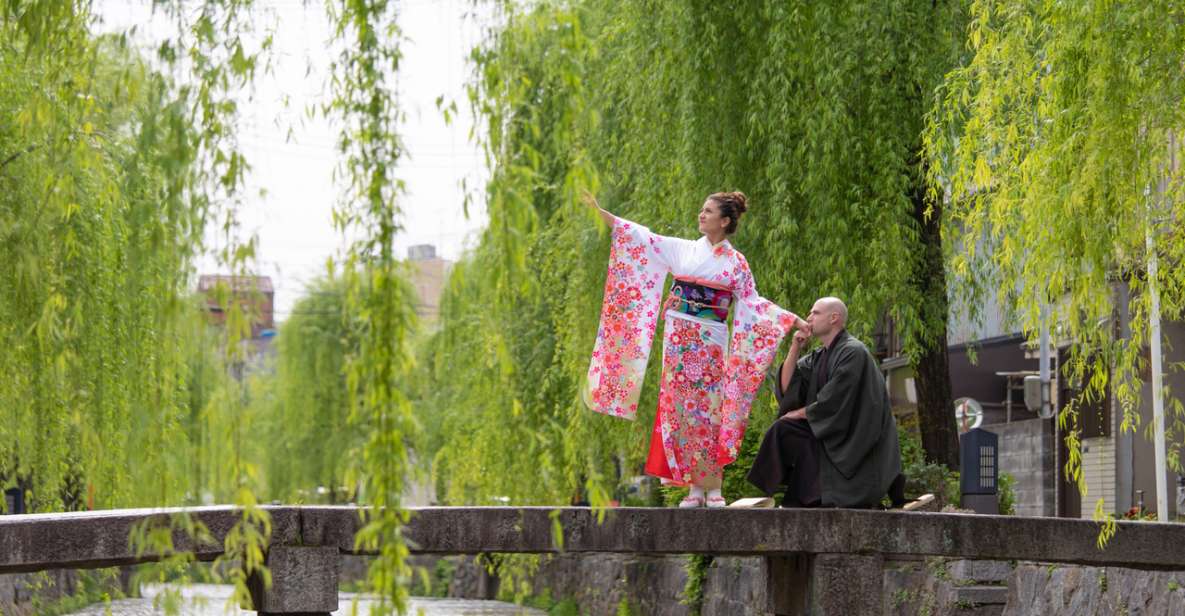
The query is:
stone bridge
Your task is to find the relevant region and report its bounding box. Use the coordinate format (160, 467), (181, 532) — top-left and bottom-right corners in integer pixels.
(2, 506), (1184, 615)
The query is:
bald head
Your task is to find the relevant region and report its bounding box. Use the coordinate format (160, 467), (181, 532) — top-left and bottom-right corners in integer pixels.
(806, 297), (848, 341)
(816, 297), (847, 324)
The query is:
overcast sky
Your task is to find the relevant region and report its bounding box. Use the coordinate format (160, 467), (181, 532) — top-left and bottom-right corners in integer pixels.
(96, 0), (491, 317)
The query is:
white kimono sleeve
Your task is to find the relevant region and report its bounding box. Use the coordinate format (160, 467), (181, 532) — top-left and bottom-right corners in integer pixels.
(717, 253), (800, 464)
(582, 217), (692, 420)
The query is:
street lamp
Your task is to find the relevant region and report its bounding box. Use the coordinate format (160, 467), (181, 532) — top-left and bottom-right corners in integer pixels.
(1022, 306), (1055, 420)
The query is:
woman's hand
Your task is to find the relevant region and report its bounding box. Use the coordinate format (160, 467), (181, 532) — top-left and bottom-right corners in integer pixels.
(580, 190), (600, 211)
(582, 190), (615, 226)
(792, 327), (811, 347)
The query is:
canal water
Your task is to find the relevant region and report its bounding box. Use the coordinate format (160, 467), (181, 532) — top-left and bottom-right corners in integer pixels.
(66, 584), (546, 615)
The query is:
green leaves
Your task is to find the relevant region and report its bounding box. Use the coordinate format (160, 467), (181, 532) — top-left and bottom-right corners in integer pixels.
(926, 0), (1185, 491)
(926, 0), (1185, 528)
(1, 8), (204, 511)
(324, 0), (417, 612)
(2, 0), (431, 608)
(1, 2), (280, 607)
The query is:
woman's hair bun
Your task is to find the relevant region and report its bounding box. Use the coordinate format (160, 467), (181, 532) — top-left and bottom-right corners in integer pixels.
(726, 191), (748, 214)
(708, 191), (748, 234)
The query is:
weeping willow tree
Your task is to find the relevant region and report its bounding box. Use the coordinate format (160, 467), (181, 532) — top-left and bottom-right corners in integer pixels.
(0, 7), (208, 511)
(259, 277), (357, 502)
(257, 272), (418, 507)
(0, 0), (278, 610)
(1, 0), (421, 611)
(323, 0), (419, 611)
(926, 0), (1185, 518)
(420, 0), (969, 508)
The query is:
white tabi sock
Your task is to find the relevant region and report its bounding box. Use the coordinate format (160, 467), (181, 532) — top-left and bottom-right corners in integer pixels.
(688, 486), (705, 500)
(706, 488), (723, 501)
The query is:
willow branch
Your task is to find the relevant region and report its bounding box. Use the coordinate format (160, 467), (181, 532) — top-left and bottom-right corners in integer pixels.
(0, 144), (38, 170)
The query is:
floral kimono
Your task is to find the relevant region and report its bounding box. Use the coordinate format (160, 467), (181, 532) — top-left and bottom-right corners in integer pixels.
(582, 216), (799, 487)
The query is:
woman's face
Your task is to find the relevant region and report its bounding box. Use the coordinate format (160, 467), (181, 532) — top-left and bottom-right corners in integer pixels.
(697, 199), (729, 237)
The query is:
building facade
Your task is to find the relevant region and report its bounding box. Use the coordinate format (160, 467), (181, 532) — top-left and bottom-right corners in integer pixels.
(882, 280), (1184, 520)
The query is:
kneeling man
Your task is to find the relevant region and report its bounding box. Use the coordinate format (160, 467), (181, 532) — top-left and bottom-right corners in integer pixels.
(747, 297), (905, 508)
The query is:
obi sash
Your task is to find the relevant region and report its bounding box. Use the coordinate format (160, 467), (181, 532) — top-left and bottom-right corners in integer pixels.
(666, 277), (733, 322)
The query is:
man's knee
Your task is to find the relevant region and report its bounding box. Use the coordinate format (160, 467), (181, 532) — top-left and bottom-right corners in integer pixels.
(772, 418), (813, 440)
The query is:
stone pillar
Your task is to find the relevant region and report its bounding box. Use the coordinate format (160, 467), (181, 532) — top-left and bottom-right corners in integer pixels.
(246, 546), (340, 615)
(764, 554), (811, 615)
(764, 553), (884, 616)
(807, 553), (882, 616)
(475, 553), (501, 600)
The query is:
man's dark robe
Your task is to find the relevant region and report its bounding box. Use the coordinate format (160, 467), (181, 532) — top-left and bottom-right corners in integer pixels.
(748, 330), (902, 508)
(746, 374), (822, 506)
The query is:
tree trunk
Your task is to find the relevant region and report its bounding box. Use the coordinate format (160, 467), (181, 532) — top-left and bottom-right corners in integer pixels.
(910, 165), (960, 470)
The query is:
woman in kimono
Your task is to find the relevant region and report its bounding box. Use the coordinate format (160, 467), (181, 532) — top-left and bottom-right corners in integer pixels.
(581, 191), (802, 508)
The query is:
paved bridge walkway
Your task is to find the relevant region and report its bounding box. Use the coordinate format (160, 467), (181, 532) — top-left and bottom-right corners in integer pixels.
(3, 506), (1184, 615)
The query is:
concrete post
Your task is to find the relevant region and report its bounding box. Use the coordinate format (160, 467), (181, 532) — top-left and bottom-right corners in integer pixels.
(246, 546), (340, 615)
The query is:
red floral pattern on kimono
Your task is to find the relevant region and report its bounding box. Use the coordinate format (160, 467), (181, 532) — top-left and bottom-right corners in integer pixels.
(583, 217), (800, 486)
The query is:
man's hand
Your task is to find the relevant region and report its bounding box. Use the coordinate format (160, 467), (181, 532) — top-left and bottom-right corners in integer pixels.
(782, 327), (810, 392)
(779, 408), (807, 422)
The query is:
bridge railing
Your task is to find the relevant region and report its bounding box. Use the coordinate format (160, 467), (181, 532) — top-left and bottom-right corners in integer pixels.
(3, 506), (1184, 615)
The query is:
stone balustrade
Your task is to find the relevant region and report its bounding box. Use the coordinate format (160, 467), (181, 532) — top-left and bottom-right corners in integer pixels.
(2, 506), (1184, 615)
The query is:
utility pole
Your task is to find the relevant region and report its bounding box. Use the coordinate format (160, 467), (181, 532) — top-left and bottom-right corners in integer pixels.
(1147, 134), (1174, 522)
(1039, 305), (1052, 419)
(1147, 201), (1167, 522)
